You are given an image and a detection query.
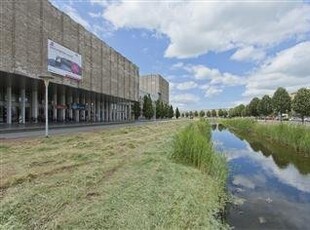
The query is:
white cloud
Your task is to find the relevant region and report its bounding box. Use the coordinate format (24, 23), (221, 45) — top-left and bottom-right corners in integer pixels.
(63, 5), (91, 30)
(171, 62), (184, 70)
(103, 1), (310, 59)
(89, 12), (102, 18)
(176, 81), (198, 90)
(200, 85), (223, 98)
(171, 93), (200, 105)
(89, 0), (110, 7)
(231, 46), (266, 62)
(243, 41), (310, 98)
(185, 64), (244, 87)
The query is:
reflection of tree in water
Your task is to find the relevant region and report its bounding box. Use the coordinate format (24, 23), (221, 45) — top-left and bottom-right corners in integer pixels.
(211, 124), (217, 130)
(218, 124), (226, 132)
(230, 130), (310, 175)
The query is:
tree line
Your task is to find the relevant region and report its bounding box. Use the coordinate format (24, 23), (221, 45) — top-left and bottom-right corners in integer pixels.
(179, 87), (310, 122)
(222, 87), (309, 122)
(132, 94), (178, 120)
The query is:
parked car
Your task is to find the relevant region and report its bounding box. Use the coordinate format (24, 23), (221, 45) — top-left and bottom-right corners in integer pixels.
(289, 117), (302, 122)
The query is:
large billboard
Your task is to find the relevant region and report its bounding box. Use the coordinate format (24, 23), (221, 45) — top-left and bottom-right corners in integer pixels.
(47, 39), (82, 80)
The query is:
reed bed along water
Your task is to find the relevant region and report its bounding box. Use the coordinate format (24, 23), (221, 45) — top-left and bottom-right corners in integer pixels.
(221, 118), (310, 155)
(171, 120), (228, 185)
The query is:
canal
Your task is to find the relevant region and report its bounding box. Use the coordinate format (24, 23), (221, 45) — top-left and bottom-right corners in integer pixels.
(211, 124), (310, 229)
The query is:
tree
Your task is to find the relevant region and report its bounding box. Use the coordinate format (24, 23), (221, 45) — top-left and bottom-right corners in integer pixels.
(199, 110), (205, 117)
(169, 105), (174, 118)
(165, 103), (170, 118)
(142, 94), (154, 119)
(223, 110), (228, 118)
(181, 112), (184, 118)
(175, 107), (180, 119)
(292, 88), (310, 123)
(218, 109), (224, 117)
(155, 99), (161, 119)
(232, 104), (245, 117)
(258, 95), (273, 118)
(189, 111), (193, 118)
(211, 109), (217, 117)
(194, 111), (199, 117)
(272, 87), (291, 120)
(206, 110), (211, 117)
(132, 101), (141, 120)
(248, 97), (260, 117)
(185, 112), (189, 118)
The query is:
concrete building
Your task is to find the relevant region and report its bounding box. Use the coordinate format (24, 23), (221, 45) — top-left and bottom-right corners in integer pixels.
(139, 74), (169, 104)
(0, 0), (139, 124)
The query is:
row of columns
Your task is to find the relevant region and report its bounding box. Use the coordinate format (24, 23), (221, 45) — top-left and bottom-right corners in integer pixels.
(4, 79), (132, 124)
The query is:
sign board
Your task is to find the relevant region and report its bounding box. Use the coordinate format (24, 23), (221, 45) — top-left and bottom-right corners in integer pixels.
(47, 39), (82, 80)
(71, 103), (86, 110)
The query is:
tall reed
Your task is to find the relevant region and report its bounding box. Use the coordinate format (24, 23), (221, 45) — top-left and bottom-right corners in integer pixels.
(171, 120), (227, 183)
(222, 118), (310, 154)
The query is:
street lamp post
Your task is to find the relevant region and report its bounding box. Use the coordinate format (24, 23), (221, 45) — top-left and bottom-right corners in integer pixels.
(39, 76), (54, 138)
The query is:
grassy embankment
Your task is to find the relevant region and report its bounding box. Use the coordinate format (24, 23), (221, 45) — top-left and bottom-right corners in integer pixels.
(0, 120), (228, 229)
(221, 118), (310, 155)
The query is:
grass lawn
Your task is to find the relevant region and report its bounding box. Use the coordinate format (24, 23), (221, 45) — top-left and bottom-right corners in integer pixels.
(0, 120), (228, 229)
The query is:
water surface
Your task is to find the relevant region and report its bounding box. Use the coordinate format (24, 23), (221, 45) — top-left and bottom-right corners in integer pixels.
(212, 124), (310, 229)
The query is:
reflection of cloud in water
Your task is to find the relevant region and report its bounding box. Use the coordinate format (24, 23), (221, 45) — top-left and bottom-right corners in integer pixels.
(232, 175), (256, 189)
(218, 140), (310, 193)
(244, 142), (310, 194)
(262, 160), (310, 194)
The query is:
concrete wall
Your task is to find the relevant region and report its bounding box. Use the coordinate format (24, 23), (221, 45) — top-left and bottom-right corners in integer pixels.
(0, 0), (139, 102)
(139, 74), (169, 104)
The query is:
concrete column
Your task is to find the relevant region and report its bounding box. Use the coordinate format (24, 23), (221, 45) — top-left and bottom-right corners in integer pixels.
(96, 95), (101, 122)
(124, 104), (128, 120)
(68, 89), (73, 121)
(109, 101), (113, 122)
(87, 94), (91, 122)
(129, 103), (132, 121)
(32, 81), (38, 122)
(92, 95), (95, 122)
(114, 103), (119, 121)
(53, 84), (57, 121)
(115, 103), (117, 121)
(105, 100), (108, 122)
(6, 78), (12, 124)
(20, 78), (26, 124)
(113, 103), (116, 121)
(75, 91), (80, 122)
(81, 94), (85, 122)
(61, 86), (65, 121)
(101, 97), (105, 122)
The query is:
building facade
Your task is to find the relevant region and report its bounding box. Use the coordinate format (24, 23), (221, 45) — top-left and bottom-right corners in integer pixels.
(139, 74), (169, 104)
(0, 0), (139, 124)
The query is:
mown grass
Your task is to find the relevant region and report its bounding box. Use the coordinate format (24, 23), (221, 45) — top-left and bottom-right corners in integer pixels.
(221, 118), (310, 155)
(0, 120), (228, 229)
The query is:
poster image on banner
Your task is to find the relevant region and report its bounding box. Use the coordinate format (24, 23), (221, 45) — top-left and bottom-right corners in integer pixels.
(47, 39), (82, 80)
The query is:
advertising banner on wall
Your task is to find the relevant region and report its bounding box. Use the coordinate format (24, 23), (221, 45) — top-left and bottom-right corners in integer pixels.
(47, 39), (82, 80)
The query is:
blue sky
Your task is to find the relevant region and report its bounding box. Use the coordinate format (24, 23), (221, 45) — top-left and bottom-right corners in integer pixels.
(50, 0), (310, 110)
